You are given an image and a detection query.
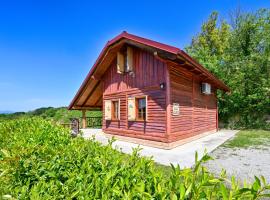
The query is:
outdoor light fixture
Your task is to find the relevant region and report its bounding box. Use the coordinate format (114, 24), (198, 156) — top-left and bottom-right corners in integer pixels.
(160, 82), (166, 90)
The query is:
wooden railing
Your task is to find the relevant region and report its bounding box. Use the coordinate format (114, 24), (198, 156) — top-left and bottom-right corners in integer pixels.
(59, 118), (80, 136)
(60, 123), (72, 129)
(60, 117), (102, 129)
(84, 117), (102, 128)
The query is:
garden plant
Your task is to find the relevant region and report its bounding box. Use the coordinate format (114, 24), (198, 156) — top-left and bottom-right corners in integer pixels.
(0, 118), (270, 199)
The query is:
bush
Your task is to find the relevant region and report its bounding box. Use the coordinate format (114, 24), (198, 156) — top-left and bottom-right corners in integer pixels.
(1, 118), (270, 199)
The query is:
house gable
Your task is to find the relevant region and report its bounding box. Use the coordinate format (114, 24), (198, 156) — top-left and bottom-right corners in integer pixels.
(103, 46), (167, 95)
(68, 31), (229, 110)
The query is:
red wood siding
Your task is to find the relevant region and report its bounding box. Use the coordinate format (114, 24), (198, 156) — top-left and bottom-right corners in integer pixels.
(103, 48), (166, 94)
(168, 65), (217, 142)
(101, 46), (218, 143)
(101, 48), (168, 142)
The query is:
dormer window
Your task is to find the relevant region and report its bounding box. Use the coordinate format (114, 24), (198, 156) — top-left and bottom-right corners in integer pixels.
(117, 46), (133, 74)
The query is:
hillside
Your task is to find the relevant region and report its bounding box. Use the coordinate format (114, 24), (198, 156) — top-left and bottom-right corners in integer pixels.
(0, 107), (102, 123)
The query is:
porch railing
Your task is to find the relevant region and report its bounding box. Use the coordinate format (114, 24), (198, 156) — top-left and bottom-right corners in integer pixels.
(60, 117), (102, 130)
(83, 117), (102, 128)
(60, 123), (72, 129)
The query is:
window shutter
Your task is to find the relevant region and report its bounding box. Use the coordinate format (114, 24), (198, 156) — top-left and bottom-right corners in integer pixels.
(128, 97), (135, 121)
(145, 96), (148, 121)
(117, 52), (124, 73)
(104, 100), (112, 120)
(126, 46), (133, 72)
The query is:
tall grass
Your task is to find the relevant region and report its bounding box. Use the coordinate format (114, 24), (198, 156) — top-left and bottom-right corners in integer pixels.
(0, 118), (270, 199)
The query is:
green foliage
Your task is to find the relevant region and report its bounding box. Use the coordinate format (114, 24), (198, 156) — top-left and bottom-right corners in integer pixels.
(0, 107), (102, 123)
(1, 118), (270, 199)
(186, 9), (270, 129)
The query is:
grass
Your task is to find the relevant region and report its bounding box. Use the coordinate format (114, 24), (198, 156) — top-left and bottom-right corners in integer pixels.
(223, 129), (270, 148)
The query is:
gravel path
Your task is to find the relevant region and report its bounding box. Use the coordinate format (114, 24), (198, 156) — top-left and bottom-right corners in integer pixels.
(205, 146), (270, 183)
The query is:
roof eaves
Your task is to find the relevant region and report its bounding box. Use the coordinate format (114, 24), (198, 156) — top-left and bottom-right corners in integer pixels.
(68, 41), (111, 110)
(178, 50), (230, 92)
(68, 32), (230, 110)
(68, 32), (182, 110)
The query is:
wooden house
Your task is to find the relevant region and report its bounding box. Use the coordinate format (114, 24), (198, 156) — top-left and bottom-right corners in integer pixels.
(68, 32), (229, 149)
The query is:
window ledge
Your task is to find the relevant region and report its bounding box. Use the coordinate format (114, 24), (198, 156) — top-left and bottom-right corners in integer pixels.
(130, 119), (147, 122)
(110, 119), (120, 122)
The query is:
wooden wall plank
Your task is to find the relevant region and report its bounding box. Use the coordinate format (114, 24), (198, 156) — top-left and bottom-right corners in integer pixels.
(103, 48), (166, 95)
(169, 64), (218, 136)
(102, 47), (167, 138)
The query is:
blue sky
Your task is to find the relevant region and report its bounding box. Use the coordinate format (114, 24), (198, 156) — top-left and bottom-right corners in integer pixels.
(0, 0), (269, 112)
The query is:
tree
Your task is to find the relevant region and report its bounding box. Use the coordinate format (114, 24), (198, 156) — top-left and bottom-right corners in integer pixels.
(186, 12), (230, 76)
(186, 9), (270, 129)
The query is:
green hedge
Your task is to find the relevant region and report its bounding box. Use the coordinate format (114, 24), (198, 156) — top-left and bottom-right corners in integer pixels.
(0, 118), (269, 199)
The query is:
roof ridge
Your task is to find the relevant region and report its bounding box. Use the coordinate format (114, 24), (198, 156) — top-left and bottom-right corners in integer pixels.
(107, 31), (181, 54)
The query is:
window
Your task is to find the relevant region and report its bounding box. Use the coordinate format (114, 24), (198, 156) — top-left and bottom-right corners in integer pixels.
(117, 46), (133, 73)
(104, 100), (120, 121)
(111, 100), (119, 120)
(125, 46), (133, 72)
(123, 49), (128, 72)
(136, 97), (146, 121)
(127, 96), (147, 121)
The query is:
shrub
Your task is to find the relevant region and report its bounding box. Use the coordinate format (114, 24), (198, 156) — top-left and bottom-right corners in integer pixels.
(0, 118), (270, 199)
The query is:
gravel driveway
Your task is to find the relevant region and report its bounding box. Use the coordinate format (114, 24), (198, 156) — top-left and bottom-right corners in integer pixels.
(205, 146), (270, 183)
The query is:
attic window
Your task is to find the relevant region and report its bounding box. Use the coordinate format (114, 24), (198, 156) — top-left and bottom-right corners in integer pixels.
(117, 46), (133, 73)
(201, 83), (211, 95)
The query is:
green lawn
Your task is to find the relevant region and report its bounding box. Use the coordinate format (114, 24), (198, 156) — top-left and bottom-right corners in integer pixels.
(223, 130), (270, 148)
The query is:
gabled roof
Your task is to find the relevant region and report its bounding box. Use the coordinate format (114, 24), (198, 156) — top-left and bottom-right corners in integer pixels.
(108, 31), (180, 54)
(68, 31), (229, 110)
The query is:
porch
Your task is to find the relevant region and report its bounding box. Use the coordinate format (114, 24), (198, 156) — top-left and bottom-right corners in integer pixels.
(67, 110), (102, 129)
(61, 112), (102, 130)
